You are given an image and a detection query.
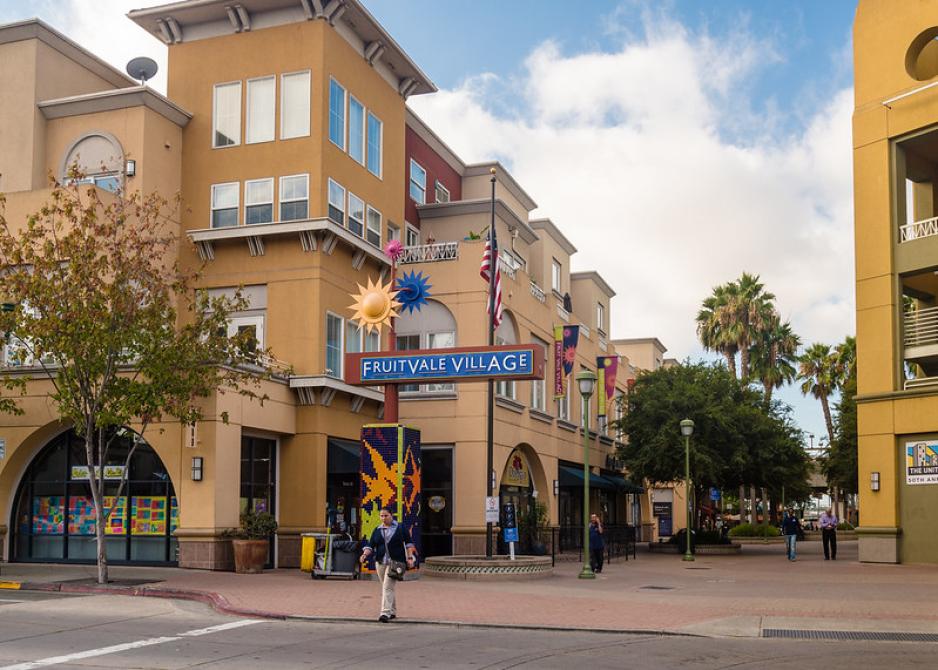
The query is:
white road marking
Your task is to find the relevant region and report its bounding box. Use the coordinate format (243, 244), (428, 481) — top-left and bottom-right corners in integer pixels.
(0, 619), (263, 670)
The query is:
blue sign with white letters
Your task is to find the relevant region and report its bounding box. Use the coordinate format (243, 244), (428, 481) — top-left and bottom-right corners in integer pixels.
(503, 527), (519, 543)
(346, 344), (543, 385)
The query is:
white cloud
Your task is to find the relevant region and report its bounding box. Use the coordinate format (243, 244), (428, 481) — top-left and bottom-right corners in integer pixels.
(409, 15), (855, 364)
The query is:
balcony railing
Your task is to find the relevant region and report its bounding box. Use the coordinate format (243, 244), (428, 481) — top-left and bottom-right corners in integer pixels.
(530, 281), (546, 303)
(904, 306), (938, 347)
(398, 241), (460, 264)
(905, 376), (938, 390)
(900, 216), (938, 243)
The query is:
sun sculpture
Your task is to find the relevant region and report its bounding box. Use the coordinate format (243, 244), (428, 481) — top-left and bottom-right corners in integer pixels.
(348, 277), (401, 334)
(396, 270), (432, 314)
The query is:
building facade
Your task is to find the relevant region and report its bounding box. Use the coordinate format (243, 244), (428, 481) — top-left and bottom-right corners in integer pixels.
(853, 0), (938, 563)
(0, 1), (657, 569)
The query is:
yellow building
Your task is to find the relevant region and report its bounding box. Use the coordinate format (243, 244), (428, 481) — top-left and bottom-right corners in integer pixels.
(0, 2), (658, 569)
(854, 0), (938, 563)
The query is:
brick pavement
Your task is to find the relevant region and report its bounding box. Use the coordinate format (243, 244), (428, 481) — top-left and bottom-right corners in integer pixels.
(5, 540), (938, 637)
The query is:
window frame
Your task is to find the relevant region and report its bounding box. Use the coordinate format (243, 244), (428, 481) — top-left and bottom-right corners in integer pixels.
(405, 222), (420, 247)
(387, 222), (400, 243)
(348, 95), (366, 165)
(551, 259), (562, 293)
(327, 178), (346, 226)
(557, 382), (570, 421)
(245, 75), (275, 145)
(328, 77), (347, 150)
(211, 181), (240, 228)
(409, 159), (427, 204)
(280, 70), (311, 140)
(278, 173), (309, 222)
(325, 312), (344, 379)
(366, 205), (382, 248)
(244, 177), (274, 225)
(434, 180), (450, 203)
(597, 302), (606, 334)
(228, 314), (265, 352)
(531, 336), (548, 412)
(348, 192), (365, 238)
(212, 81), (242, 149)
(367, 111), (383, 178)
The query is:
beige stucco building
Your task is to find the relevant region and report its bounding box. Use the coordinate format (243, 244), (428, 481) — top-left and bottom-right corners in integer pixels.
(853, 0), (938, 564)
(0, 2), (663, 569)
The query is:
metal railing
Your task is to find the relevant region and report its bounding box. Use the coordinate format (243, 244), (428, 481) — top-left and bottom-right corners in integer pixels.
(530, 281), (546, 303)
(398, 241), (460, 264)
(904, 305), (938, 347)
(905, 375), (938, 389)
(557, 524), (638, 562)
(900, 216), (938, 243)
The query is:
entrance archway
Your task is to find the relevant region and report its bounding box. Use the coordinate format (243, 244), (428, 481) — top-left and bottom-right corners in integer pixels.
(10, 429), (178, 565)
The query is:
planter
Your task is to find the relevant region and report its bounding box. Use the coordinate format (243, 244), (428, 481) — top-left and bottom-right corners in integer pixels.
(232, 539), (268, 573)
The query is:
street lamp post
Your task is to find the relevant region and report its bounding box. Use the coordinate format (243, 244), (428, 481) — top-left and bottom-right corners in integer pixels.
(680, 418), (695, 562)
(577, 370), (597, 580)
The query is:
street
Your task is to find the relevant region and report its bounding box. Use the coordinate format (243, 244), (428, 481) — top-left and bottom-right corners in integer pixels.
(0, 593), (934, 669)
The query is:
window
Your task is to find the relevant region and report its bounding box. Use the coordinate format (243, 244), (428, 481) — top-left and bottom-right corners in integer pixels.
(213, 81), (241, 148)
(328, 179), (346, 225)
(552, 259), (562, 293)
(434, 180), (450, 203)
(387, 223), (400, 243)
(227, 315), (264, 358)
(246, 76), (275, 144)
(597, 303), (606, 334)
(348, 193), (365, 237)
(211, 182), (239, 228)
(279, 174), (308, 221)
(405, 223), (419, 247)
(328, 78), (346, 149)
(531, 336), (548, 412)
(345, 322), (380, 354)
(326, 313), (343, 378)
(366, 206), (381, 248)
(495, 334), (515, 400)
(281, 71), (310, 139)
(348, 96), (365, 164)
(245, 178), (273, 225)
(426, 331), (455, 393)
(557, 383), (570, 421)
(69, 173), (121, 193)
(367, 112), (382, 177)
(409, 160), (426, 204)
(396, 334), (420, 392)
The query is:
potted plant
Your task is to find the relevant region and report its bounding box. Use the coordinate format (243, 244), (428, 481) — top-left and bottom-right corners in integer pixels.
(228, 511), (278, 573)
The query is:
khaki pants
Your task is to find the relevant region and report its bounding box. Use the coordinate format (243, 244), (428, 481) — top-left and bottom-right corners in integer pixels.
(375, 563), (397, 617)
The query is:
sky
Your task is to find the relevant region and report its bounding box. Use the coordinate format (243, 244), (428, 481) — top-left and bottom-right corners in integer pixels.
(0, 0), (860, 445)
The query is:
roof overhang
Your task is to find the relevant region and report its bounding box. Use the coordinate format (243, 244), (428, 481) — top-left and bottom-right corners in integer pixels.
(417, 198), (539, 244)
(570, 270), (616, 298)
(39, 86), (192, 127)
(530, 218), (577, 255)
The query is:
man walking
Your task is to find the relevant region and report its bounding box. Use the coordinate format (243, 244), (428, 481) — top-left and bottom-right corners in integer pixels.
(781, 508), (801, 561)
(589, 513), (605, 573)
(819, 507), (838, 560)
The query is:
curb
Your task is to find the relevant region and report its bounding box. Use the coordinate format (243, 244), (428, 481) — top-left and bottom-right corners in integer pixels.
(9, 579), (694, 637)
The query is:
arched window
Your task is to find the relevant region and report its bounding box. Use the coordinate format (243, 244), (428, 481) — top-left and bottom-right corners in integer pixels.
(61, 132), (124, 193)
(495, 311), (518, 399)
(11, 429), (177, 564)
(395, 300), (457, 394)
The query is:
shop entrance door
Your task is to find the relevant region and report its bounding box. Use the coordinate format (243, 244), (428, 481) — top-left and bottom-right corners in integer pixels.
(240, 435), (276, 568)
(420, 447), (453, 557)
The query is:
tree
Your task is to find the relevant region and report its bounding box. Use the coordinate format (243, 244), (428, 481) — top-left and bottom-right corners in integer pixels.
(797, 343), (838, 446)
(0, 178), (271, 584)
(733, 273), (776, 382)
(751, 317), (801, 406)
(696, 283), (739, 378)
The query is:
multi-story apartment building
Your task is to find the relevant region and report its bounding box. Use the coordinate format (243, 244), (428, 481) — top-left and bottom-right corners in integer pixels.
(0, 1), (656, 569)
(853, 0), (938, 564)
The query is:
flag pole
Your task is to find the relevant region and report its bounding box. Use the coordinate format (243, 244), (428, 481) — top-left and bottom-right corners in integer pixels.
(486, 167), (496, 559)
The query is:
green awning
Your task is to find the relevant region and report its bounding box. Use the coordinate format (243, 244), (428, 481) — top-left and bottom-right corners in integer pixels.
(601, 473), (644, 494)
(558, 464), (616, 490)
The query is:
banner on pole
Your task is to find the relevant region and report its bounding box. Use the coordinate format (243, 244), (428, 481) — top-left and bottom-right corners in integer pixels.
(554, 325), (580, 398)
(596, 356), (619, 417)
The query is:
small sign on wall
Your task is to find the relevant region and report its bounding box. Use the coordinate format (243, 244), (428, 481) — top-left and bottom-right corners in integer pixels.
(906, 440), (938, 485)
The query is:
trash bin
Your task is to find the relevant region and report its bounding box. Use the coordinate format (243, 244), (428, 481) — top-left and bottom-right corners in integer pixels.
(300, 533), (317, 572)
(331, 540), (360, 573)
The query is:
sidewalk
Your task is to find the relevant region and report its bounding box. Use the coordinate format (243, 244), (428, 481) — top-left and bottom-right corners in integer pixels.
(4, 540), (937, 638)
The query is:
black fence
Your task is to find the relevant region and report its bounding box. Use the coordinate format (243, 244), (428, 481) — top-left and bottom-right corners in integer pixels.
(496, 524), (638, 566)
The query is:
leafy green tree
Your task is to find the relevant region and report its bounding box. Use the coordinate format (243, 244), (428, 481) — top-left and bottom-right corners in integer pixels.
(733, 273), (777, 382)
(0, 178), (272, 584)
(797, 342), (838, 445)
(751, 317), (801, 407)
(696, 283), (740, 377)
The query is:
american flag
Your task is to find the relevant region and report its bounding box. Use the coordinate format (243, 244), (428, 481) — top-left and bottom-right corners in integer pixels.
(479, 230), (503, 327)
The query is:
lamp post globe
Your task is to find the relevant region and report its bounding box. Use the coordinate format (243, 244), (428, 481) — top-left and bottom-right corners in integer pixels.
(680, 418), (694, 562)
(576, 370), (597, 579)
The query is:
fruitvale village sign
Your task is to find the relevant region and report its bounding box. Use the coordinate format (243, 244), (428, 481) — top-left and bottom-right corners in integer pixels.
(345, 344), (544, 385)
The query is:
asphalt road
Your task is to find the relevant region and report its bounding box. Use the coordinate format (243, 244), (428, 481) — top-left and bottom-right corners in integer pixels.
(0, 593), (934, 669)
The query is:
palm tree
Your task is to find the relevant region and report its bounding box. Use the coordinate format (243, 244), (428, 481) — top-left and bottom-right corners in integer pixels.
(733, 273), (776, 382)
(696, 283), (739, 377)
(798, 343), (838, 445)
(834, 335), (856, 385)
(751, 316), (801, 406)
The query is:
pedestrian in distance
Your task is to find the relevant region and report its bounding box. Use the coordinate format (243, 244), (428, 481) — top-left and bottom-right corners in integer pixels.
(819, 507), (838, 560)
(781, 508), (801, 561)
(589, 513), (605, 573)
(360, 506), (417, 623)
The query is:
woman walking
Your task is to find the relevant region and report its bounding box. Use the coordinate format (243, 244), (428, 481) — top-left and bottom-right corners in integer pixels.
(360, 506), (417, 622)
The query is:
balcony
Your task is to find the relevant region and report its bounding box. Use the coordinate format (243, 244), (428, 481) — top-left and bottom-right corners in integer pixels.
(904, 306), (938, 386)
(399, 241), (459, 264)
(900, 216), (938, 243)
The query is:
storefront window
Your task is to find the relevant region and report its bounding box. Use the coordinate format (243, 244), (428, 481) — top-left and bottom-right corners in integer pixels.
(326, 438), (361, 538)
(12, 429), (177, 564)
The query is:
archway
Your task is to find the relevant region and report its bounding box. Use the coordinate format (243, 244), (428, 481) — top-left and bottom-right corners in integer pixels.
(10, 428), (178, 564)
(498, 444), (549, 553)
